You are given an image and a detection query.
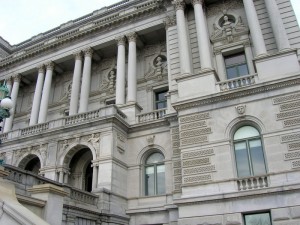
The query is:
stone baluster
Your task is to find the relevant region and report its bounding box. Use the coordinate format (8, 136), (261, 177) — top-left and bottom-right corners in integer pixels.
(192, 0), (213, 71)
(115, 36), (126, 105)
(79, 48), (93, 113)
(38, 62), (54, 124)
(3, 74), (21, 132)
(242, 0), (267, 57)
(30, 65), (45, 126)
(264, 0), (290, 51)
(127, 32), (137, 103)
(69, 51), (83, 115)
(173, 0), (193, 75)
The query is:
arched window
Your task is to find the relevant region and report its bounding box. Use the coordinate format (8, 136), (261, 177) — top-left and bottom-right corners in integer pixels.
(145, 152), (165, 196)
(234, 126), (267, 177)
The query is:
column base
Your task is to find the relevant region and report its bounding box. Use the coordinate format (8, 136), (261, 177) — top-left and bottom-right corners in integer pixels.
(119, 102), (143, 125)
(254, 49), (300, 82)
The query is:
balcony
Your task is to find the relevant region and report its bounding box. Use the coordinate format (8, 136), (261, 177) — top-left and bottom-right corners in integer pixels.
(137, 108), (166, 123)
(237, 175), (269, 191)
(217, 74), (258, 92)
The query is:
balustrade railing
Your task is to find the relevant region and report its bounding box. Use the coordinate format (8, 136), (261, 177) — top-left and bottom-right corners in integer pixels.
(237, 175), (268, 191)
(70, 189), (97, 205)
(137, 108), (166, 123)
(217, 74), (257, 91)
(20, 122), (49, 136)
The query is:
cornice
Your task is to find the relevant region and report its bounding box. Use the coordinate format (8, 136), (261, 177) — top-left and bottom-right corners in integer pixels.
(173, 76), (300, 111)
(0, 0), (165, 70)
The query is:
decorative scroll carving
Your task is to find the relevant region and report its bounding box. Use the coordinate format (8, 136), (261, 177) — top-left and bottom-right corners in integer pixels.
(180, 121), (207, 131)
(164, 14), (176, 30)
(288, 142), (300, 151)
(181, 128), (212, 138)
(273, 93), (300, 104)
(280, 101), (300, 112)
(183, 165), (215, 175)
(292, 160), (300, 169)
(126, 32), (137, 42)
(277, 109), (300, 120)
(182, 157), (210, 168)
(182, 149), (214, 159)
(172, 0), (185, 11)
(87, 133), (100, 146)
(283, 118), (300, 127)
(285, 151), (300, 160)
(180, 113), (210, 123)
(173, 161), (181, 168)
(83, 47), (93, 57)
(183, 174), (212, 184)
(181, 135), (208, 146)
(115, 36), (126, 45)
(282, 133), (300, 143)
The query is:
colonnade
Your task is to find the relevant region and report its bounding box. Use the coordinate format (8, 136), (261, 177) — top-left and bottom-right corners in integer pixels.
(173, 0), (291, 76)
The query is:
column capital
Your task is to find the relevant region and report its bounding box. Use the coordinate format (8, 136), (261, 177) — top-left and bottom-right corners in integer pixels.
(73, 51), (83, 60)
(214, 49), (222, 55)
(37, 64), (45, 73)
(164, 14), (176, 30)
(45, 61), (55, 70)
(243, 40), (251, 48)
(83, 48), (93, 57)
(172, 0), (185, 11)
(115, 35), (126, 46)
(6, 76), (12, 85)
(13, 74), (21, 82)
(191, 0), (204, 6)
(126, 32), (137, 42)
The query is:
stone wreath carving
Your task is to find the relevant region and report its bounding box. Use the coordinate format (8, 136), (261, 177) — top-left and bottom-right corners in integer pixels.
(211, 14), (248, 43)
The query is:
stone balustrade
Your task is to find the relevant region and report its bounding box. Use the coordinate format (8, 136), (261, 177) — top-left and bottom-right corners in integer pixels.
(217, 74), (258, 91)
(20, 122), (49, 136)
(137, 108), (166, 123)
(3, 164), (98, 206)
(0, 133), (8, 143)
(237, 175), (269, 191)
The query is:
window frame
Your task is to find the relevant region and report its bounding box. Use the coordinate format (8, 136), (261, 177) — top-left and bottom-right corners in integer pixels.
(153, 87), (168, 111)
(144, 151), (166, 196)
(244, 212), (272, 225)
(224, 52), (249, 79)
(233, 125), (267, 178)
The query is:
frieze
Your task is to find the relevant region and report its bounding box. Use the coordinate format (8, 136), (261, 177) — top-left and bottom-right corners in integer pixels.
(283, 117), (300, 127)
(273, 93), (300, 105)
(182, 157), (210, 168)
(172, 134), (179, 140)
(181, 135), (208, 146)
(281, 133), (300, 143)
(183, 174), (212, 184)
(280, 101), (300, 112)
(173, 148), (180, 155)
(207, 0), (244, 17)
(180, 127), (212, 138)
(288, 142), (300, 151)
(285, 151), (300, 160)
(171, 127), (179, 134)
(182, 149), (214, 159)
(183, 165), (215, 176)
(292, 160), (300, 169)
(277, 109), (300, 120)
(174, 176), (182, 183)
(172, 141), (180, 148)
(180, 113), (210, 124)
(173, 78), (300, 111)
(180, 121), (207, 131)
(174, 168), (182, 175)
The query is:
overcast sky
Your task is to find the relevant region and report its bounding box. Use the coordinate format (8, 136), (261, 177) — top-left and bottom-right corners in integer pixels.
(0, 0), (300, 45)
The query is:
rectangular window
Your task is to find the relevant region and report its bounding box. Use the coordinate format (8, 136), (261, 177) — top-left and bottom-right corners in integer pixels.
(154, 90), (167, 110)
(244, 212), (272, 225)
(225, 52), (249, 79)
(105, 99), (115, 105)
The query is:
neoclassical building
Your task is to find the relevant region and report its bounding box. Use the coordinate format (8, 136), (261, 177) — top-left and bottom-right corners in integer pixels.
(0, 0), (300, 224)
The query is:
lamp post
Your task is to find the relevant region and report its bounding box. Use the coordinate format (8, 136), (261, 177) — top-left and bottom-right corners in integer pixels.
(0, 82), (13, 141)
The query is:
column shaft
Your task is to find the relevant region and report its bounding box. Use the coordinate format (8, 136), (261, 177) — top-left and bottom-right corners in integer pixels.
(3, 75), (21, 133)
(264, 0), (290, 51)
(92, 166), (98, 190)
(69, 52), (83, 115)
(79, 48), (93, 113)
(244, 43), (256, 75)
(127, 33), (137, 103)
(192, 0), (213, 70)
(59, 171), (64, 183)
(242, 0), (267, 57)
(173, 1), (193, 75)
(38, 62), (54, 124)
(30, 66), (45, 126)
(215, 52), (226, 81)
(116, 36), (126, 105)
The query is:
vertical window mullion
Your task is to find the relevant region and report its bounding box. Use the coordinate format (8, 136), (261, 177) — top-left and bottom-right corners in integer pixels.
(246, 140), (254, 176)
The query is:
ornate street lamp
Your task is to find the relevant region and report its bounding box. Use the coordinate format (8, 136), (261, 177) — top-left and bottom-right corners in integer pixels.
(0, 81), (13, 131)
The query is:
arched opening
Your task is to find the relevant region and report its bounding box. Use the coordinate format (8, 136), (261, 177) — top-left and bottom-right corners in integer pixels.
(67, 148), (93, 192)
(19, 154), (41, 175)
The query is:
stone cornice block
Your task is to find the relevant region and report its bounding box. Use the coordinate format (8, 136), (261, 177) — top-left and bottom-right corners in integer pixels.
(28, 184), (68, 196)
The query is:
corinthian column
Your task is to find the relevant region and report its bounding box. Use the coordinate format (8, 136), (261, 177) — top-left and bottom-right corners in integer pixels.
(126, 32), (137, 103)
(29, 65), (45, 126)
(3, 74), (21, 132)
(173, 0), (193, 75)
(38, 62), (54, 124)
(264, 0), (290, 51)
(69, 51), (83, 115)
(192, 0), (213, 71)
(242, 0), (267, 57)
(115, 36), (126, 105)
(6, 77), (12, 95)
(79, 48), (93, 113)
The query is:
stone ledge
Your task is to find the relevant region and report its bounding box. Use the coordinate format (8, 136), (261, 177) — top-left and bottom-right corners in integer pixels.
(27, 184), (68, 196)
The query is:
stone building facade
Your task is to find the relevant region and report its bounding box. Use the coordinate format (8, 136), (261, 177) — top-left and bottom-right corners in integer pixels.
(0, 0), (300, 224)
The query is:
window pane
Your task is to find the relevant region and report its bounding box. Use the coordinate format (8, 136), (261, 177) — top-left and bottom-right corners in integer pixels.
(156, 102), (167, 109)
(234, 126), (260, 140)
(145, 166), (154, 195)
(225, 54), (246, 66)
(249, 139), (267, 175)
(156, 165), (165, 195)
(156, 92), (166, 101)
(235, 142), (251, 177)
(146, 153), (164, 164)
(245, 213), (271, 225)
(238, 64), (249, 76)
(226, 67), (238, 79)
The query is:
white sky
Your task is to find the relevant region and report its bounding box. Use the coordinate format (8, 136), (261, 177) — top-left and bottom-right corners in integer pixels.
(0, 0), (300, 45)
